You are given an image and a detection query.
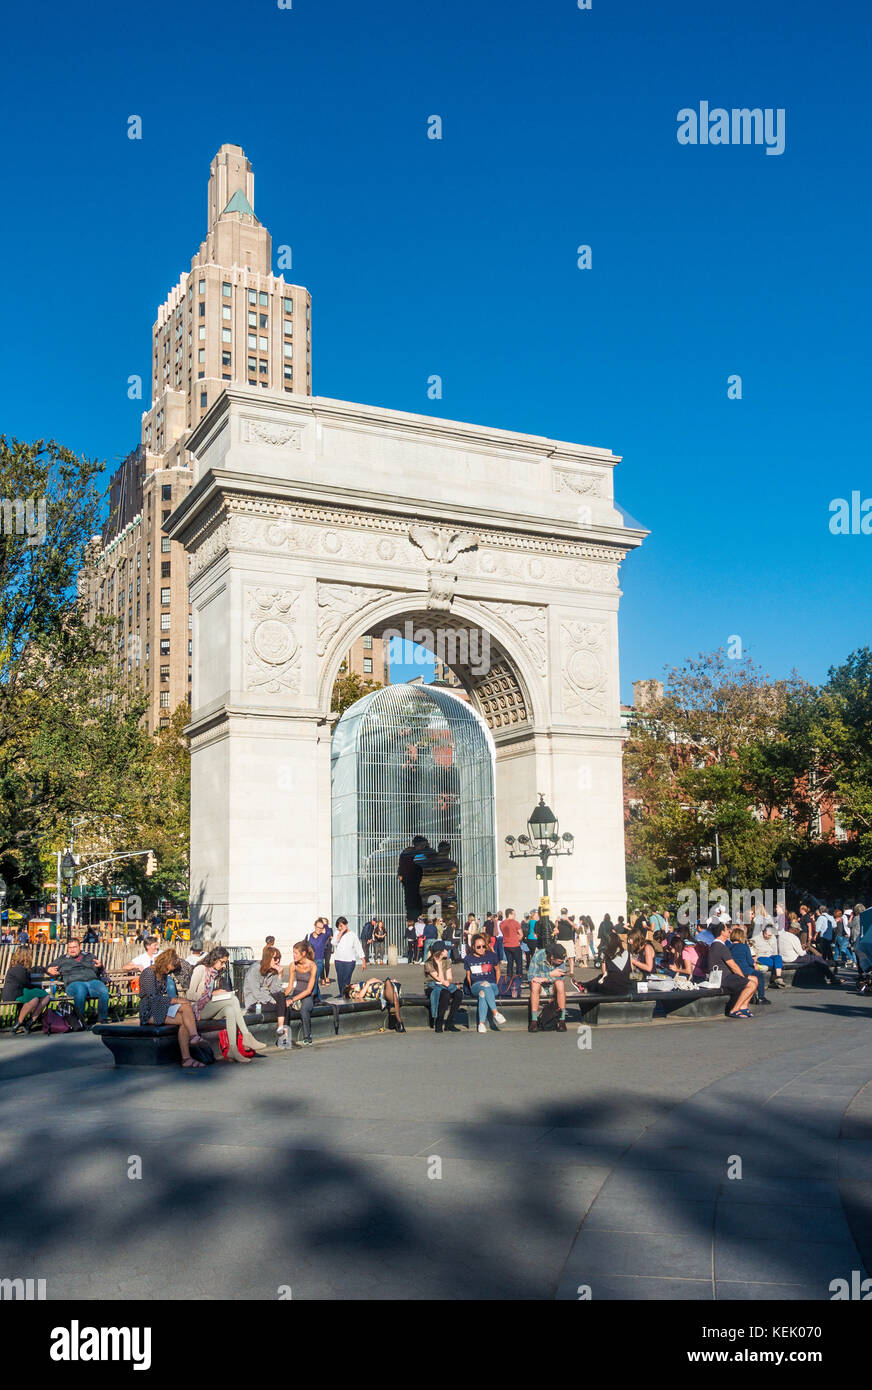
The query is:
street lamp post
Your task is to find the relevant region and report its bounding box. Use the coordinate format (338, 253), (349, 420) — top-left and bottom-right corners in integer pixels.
(774, 854), (792, 918)
(61, 852), (76, 941)
(505, 794), (574, 911)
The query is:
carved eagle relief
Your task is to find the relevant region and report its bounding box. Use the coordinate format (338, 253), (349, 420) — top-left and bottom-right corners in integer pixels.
(408, 525), (478, 564)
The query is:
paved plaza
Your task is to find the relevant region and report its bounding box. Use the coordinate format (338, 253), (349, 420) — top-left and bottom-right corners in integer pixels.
(1, 978), (871, 1301)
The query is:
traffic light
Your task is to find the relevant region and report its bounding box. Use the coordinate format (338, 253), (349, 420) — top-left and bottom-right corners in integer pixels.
(145, 852), (157, 877)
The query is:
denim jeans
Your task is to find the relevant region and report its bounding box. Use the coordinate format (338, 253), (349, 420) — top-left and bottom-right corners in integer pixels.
(471, 980), (497, 1023)
(833, 938), (852, 964)
(66, 979), (109, 1022)
(429, 983), (459, 1018)
(335, 959), (356, 998)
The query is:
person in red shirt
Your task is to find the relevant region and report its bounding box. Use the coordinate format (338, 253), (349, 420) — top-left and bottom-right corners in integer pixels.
(500, 909), (524, 979)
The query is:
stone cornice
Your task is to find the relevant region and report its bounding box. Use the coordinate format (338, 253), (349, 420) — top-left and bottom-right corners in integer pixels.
(169, 474), (643, 561)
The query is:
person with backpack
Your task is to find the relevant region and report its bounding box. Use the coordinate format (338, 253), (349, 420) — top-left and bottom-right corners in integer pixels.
(139, 949), (207, 1068)
(46, 937), (110, 1027)
(527, 946), (569, 1032)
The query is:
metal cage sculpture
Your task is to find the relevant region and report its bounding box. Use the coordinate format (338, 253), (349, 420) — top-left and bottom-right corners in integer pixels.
(331, 683), (497, 949)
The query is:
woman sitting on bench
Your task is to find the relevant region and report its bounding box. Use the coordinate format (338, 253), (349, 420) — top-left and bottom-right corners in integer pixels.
(586, 931), (632, 995)
(139, 949), (207, 1069)
(188, 947), (267, 1063)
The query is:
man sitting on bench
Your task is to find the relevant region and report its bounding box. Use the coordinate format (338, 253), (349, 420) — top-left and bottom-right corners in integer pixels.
(47, 938), (110, 1027)
(528, 946), (568, 1033)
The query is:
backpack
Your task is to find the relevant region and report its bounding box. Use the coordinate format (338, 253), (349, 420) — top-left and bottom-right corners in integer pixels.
(537, 998), (561, 1031)
(42, 1001), (85, 1034)
(497, 974), (522, 999)
(189, 1038), (216, 1065)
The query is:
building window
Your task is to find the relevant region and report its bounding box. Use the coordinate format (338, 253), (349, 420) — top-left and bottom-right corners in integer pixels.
(189, 614), (193, 630)
(188, 639), (192, 655)
(161, 614), (171, 631)
(363, 658), (373, 673)
(159, 691), (170, 708)
(259, 360), (268, 374)
(222, 305), (231, 320)
(222, 350), (231, 365)
(160, 664), (170, 682)
(248, 289), (256, 304)
(161, 536), (171, 553)
(162, 510), (170, 525)
(161, 587), (171, 605)
(259, 291), (268, 306)
(284, 298), (293, 314)
(161, 484), (172, 501)
(259, 313), (267, 329)
(284, 367), (293, 380)
(145, 643), (150, 662)
(283, 343), (293, 358)
(258, 336), (268, 351)
(198, 302), (205, 317)
(222, 328), (231, 342)
(198, 348), (205, 363)
(199, 279), (205, 294)
(248, 334), (257, 349)
(248, 311), (257, 327)
(362, 635), (373, 649)
(198, 326), (206, 340)
(222, 282), (232, 297)
(248, 356), (257, 371)
(161, 561), (171, 578)
(160, 638), (170, 655)
(200, 392), (207, 407)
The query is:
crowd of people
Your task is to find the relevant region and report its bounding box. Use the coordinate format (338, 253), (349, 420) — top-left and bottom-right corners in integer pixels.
(2, 898), (865, 1058)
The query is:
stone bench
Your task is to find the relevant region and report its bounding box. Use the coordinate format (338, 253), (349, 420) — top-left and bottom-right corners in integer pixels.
(407, 988), (728, 1026)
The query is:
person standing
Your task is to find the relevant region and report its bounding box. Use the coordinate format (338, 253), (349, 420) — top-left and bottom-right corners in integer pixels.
(333, 917), (365, 997)
(554, 910), (576, 982)
(397, 837), (427, 924)
(500, 909), (524, 980)
(307, 917), (329, 995)
(814, 904), (836, 961)
(360, 918), (375, 965)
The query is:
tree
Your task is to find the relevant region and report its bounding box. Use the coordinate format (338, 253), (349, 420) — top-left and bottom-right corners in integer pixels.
(331, 668), (383, 717)
(810, 648), (872, 894)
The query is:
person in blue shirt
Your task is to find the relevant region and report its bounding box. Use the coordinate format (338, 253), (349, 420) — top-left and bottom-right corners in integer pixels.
(463, 935), (506, 1033)
(729, 927), (770, 1004)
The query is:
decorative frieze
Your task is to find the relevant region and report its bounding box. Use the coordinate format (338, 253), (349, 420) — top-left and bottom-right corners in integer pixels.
(316, 583), (392, 656)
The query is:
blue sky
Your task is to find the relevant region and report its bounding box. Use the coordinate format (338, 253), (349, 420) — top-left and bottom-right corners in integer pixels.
(1, 0), (869, 698)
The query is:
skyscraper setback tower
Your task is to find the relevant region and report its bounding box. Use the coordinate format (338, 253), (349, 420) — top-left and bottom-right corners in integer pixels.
(80, 145), (312, 730)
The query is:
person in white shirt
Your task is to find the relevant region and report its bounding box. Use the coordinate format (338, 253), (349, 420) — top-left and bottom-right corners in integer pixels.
(777, 926), (841, 984)
(332, 916), (365, 997)
(126, 937), (160, 974)
(814, 905), (836, 961)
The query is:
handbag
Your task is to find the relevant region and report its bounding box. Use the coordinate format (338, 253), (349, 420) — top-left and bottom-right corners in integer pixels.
(190, 1038), (216, 1065)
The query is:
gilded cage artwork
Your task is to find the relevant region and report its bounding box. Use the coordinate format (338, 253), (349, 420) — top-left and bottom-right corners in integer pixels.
(331, 683), (498, 950)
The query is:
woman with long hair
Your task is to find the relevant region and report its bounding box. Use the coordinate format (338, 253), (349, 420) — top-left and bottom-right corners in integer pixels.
(187, 946), (267, 1063)
(371, 919), (387, 965)
(587, 931), (632, 995)
(629, 927), (656, 979)
(285, 941), (318, 1046)
(243, 947), (290, 1047)
(2, 948), (48, 1033)
(139, 949), (206, 1068)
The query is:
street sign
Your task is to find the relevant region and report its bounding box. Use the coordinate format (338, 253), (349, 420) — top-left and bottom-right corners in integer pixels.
(539, 896), (552, 916)
(535, 865), (553, 882)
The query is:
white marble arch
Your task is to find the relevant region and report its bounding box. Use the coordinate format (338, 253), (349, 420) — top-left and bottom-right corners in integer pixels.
(167, 388), (645, 949)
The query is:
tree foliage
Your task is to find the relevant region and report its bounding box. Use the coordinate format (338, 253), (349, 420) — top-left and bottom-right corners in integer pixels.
(624, 647), (872, 905)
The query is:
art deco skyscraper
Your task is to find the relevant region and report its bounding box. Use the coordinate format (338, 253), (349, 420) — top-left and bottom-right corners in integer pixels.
(81, 145), (312, 730)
